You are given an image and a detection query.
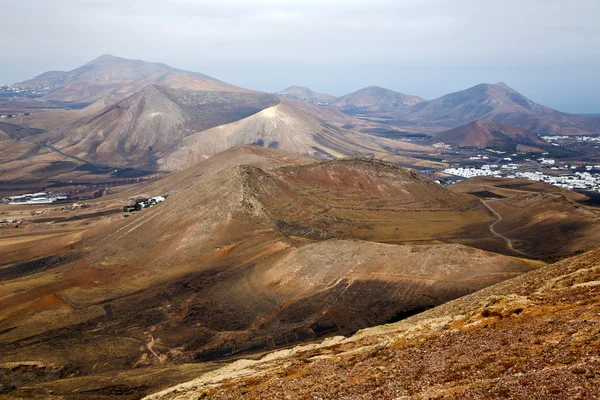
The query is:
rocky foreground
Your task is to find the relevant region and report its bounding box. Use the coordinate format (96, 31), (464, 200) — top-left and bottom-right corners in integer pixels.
(146, 248), (600, 400)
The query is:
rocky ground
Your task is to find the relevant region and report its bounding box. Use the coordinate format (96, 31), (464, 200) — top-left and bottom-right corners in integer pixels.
(146, 248), (600, 400)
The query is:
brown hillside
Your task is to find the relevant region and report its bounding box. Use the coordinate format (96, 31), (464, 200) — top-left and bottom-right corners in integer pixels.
(17, 54), (250, 103)
(41, 86), (279, 168)
(158, 101), (430, 170)
(144, 247), (600, 400)
(450, 176), (590, 202)
(332, 86), (424, 113)
(449, 177), (600, 260)
(401, 82), (600, 135)
(0, 148), (539, 397)
(481, 193), (600, 260)
(431, 120), (547, 148)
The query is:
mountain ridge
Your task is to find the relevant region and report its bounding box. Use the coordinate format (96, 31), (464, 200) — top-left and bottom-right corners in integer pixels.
(16, 54), (251, 102)
(401, 82), (600, 134)
(332, 85), (425, 113)
(41, 85), (280, 168)
(158, 100), (430, 170)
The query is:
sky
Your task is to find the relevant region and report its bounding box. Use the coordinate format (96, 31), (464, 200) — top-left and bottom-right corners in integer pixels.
(1, 0), (599, 113)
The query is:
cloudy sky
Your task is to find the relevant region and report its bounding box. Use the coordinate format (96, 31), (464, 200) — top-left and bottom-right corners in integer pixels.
(1, 0), (599, 113)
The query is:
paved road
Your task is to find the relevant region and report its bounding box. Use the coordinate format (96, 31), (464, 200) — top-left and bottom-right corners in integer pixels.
(481, 200), (532, 258)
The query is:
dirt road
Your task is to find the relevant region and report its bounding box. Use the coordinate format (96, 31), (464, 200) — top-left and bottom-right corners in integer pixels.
(481, 200), (532, 257)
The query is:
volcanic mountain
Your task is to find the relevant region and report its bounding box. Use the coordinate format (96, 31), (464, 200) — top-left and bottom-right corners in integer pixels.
(157, 99), (430, 170)
(429, 120), (547, 149)
(16, 54), (249, 103)
(0, 86), (430, 187)
(0, 147), (541, 397)
(278, 86), (337, 104)
(41, 85), (279, 168)
(332, 86), (425, 114)
(401, 82), (600, 135)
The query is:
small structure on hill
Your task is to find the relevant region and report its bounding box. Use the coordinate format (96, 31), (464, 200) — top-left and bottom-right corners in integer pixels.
(123, 196), (166, 213)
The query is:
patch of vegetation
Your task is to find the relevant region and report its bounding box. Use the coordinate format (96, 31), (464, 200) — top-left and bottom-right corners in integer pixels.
(543, 146), (581, 158)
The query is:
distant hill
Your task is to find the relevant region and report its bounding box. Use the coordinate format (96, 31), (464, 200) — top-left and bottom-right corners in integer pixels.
(332, 86), (424, 114)
(31, 86), (427, 171)
(430, 120), (547, 150)
(401, 82), (600, 135)
(16, 54), (250, 103)
(43, 85), (279, 168)
(158, 99), (430, 170)
(277, 86), (336, 104)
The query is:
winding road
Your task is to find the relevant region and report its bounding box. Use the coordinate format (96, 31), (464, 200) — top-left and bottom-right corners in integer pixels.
(481, 200), (532, 257)
(18, 138), (104, 166)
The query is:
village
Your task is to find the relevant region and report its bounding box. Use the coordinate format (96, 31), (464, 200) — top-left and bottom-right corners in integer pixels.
(0, 84), (52, 99)
(1, 192), (68, 205)
(542, 135), (600, 144)
(443, 159), (600, 192)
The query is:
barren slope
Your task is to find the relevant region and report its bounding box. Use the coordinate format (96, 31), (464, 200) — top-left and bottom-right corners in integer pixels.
(480, 193), (600, 260)
(450, 176), (590, 202)
(430, 120), (547, 149)
(0, 148), (539, 398)
(41, 86), (279, 168)
(402, 82), (600, 135)
(332, 86), (424, 114)
(449, 177), (600, 260)
(144, 248), (600, 400)
(158, 101), (431, 170)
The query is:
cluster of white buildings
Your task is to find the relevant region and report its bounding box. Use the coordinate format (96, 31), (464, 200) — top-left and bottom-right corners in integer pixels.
(542, 135), (600, 143)
(0, 112), (31, 119)
(432, 142), (452, 150)
(0, 85), (52, 103)
(123, 196), (166, 212)
(444, 164), (520, 179)
(515, 171), (600, 192)
(443, 166), (500, 178)
(468, 155), (490, 160)
(444, 164), (600, 193)
(2, 192), (68, 205)
(0, 84), (51, 94)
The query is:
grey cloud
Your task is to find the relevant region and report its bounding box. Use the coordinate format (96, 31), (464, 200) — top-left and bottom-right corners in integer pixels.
(0, 0), (599, 112)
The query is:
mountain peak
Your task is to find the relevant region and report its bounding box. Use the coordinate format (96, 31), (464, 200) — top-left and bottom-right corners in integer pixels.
(471, 82), (517, 93)
(85, 54), (127, 65)
(277, 86), (336, 104)
(363, 85), (386, 90)
(490, 82), (518, 92)
(282, 85), (311, 91)
(332, 86), (424, 111)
